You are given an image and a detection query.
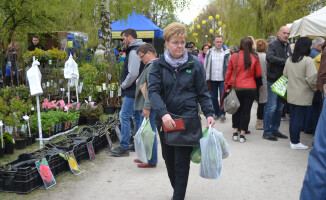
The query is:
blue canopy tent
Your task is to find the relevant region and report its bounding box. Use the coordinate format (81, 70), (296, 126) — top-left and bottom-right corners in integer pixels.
(110, 11), (163, 39)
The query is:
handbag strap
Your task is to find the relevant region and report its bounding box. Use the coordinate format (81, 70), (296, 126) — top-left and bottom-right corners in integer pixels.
(232, 53), (239, 88)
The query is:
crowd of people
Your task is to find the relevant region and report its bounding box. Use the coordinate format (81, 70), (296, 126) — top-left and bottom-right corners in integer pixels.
(106, 23), (326, 200)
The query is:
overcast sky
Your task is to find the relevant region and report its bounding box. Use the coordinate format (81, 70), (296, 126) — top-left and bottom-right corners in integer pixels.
(176, 0), (211, 25)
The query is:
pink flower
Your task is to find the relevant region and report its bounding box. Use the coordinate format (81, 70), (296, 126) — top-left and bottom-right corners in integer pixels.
(89, 102), (94, 108)
(42, 99), (49, 109)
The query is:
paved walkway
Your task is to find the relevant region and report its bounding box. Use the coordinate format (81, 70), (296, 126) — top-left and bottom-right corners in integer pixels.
(2, 103), (313, 200)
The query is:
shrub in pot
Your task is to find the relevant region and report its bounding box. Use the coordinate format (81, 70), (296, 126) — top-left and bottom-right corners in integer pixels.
(3, 132), (14, 154)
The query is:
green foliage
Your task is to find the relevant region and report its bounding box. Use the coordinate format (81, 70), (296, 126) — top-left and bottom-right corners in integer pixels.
(79, 63), (99, 98)
(79, 104), (103, 119)
(3, 132), (14, 145)
(187, 0), (326, 46)
(30, 110), (79, 134)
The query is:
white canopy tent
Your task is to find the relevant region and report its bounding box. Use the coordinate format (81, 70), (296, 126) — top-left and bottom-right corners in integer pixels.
(290, 6), (326, 39)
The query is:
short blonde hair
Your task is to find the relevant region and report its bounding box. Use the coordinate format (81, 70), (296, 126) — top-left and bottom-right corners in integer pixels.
(248, 36), (256, 51)
(163, 22), (187, 42)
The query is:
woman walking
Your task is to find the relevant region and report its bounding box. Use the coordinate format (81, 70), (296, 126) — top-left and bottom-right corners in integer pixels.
(255, 39), (268, 130)
(148, 22), (215, 200)
(133, 43), (158, 167)
(224, 37), (262, 142)
(198, 43), (210, 65)
(283, 37), (317, 150)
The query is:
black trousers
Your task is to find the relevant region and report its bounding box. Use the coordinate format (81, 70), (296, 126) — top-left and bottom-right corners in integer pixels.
(257, 103), (265, 120)
(232, 90), (256, 131)
(158, 127), (193, 200)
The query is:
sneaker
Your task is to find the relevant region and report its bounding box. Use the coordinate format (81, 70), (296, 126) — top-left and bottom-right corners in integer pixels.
(232, 132), (239, 141)
(272, 132), (288, 139)
(263, 134), (278, 141)
(220, 115), (226, 122)
(137, 163), (157, 168)
(239, 135), (246, 143)
(290, 142), (308, 150)
(129, 144), (135, 152)
(110, 146), (129, 157)
(134, 159), (143, 163)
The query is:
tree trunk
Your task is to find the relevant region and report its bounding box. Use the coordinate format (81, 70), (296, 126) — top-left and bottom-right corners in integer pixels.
(100, 0), (116, 63)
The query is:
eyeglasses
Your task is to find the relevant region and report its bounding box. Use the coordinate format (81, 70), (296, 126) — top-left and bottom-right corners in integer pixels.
(139, 52), (147, 59)
(169, 41), (186, 46)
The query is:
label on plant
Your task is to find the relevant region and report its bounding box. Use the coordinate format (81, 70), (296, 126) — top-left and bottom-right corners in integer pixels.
(60, 88), (65, 92)
(86, 142), (95, 160)
(96, 86), (102, 92)
(42, 83), (46, 89)
(35, 158), (56, 189)
(118, 87), (121, 96)
(66, 151), (84, 175)
(110, 91), (114, 98)
(47, 82), (50, 87)
(31, 106), (35, 111)
(105, 130), (113, 149)
(88, 96), (92, 102)
(102, 83), (106, 90)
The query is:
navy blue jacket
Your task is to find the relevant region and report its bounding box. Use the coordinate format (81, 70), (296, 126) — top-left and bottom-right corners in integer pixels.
(148, 52), (214, 121)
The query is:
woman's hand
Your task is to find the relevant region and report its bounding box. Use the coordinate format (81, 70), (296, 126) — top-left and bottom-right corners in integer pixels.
(162, 114), (176, 130)
(206, 116), (215, 128)
(142, 109), (150, 118)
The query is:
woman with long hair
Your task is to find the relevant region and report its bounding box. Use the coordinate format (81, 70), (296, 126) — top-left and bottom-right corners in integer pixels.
(283, 37), (317, 150)
(224, 37), (262, 142)
(198, 43), (210, 65)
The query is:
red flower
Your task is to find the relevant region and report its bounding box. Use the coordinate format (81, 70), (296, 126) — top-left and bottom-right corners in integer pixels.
(39, 164), (53, 183)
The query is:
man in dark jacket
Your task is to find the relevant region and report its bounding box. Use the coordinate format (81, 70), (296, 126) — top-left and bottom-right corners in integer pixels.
(110, 29), (145, 156)
(263, 26), (291, 141)
(28, 36), (45, 51)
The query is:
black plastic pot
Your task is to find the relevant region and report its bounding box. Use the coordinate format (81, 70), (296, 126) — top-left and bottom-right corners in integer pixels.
(79, 117), (87, 125)
(15, 139), (26, 150)
(26, 137), (33, 146)
(31, 135), (36, 143)
(4, 143), (14, 154)
(86, 118), (99, 125)
(0, 148), (4, 158)
(103, 106), (115, 114)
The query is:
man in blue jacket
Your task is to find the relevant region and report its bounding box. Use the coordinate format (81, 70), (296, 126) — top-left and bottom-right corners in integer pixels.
(110, 29), (145, 156)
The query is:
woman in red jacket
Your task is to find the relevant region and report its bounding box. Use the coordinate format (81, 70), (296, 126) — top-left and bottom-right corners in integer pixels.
(224, 37), (262, 143)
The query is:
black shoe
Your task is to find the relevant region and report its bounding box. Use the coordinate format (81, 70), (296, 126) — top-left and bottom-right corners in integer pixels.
(304, 131), (313, 135)
(129, 144), (135, 152)
(245, 130), (251, 134)
(272, 132), (288, 139)
(263, 134), (278, 141)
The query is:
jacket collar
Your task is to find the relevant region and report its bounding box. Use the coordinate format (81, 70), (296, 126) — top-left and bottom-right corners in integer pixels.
(159, 52), (195, 71)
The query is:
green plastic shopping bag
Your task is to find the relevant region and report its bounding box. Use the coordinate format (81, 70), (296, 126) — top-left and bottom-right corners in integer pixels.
(190, 128), (208, 164)
(271, 75), (288, 99)
(141, 118), (155, 160)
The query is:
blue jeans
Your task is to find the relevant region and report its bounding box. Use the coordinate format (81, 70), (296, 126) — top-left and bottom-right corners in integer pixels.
(289, 104), (307, 144)
(134, 110), (158, 165)
(119, 97), (135, 150)
(263, 81), (284, 134)
(210, 81), (225, 117)
(300, 99), (326, 199)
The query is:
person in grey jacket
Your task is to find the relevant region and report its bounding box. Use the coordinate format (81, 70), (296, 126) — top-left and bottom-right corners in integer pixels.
(263, 26), (291, 141)
(110, 29), (145, 156)
(204, 35), (231, 122)
(133, 43), (158, 168)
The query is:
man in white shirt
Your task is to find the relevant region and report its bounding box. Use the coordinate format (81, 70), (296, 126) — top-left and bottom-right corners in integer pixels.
(204, 35), (231, 122)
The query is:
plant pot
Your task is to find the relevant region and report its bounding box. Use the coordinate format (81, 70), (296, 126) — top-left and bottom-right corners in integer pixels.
(86, 118), (99, 125)
(26, 136), (33, 146)
(4, 143), (14, 154)
(29, 135), (36, 144)
(78, 117), (87, 125)
(103, 106), (115, 114)
(15, 139), (27, 150)
(0, 148), (4, 158)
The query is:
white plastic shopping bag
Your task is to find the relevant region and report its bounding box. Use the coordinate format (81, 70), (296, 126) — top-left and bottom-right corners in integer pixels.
(200, 126), (223, 180)
(27, 59), (43, 96)
(133, 118), (147, 163)
(216, 131), (231, 159)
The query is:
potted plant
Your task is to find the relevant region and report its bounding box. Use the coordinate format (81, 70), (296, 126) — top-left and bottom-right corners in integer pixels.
(3, 132), (14, 154)
(79, 103), (103, 125)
